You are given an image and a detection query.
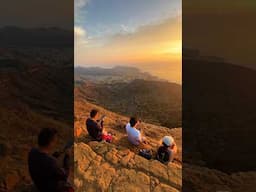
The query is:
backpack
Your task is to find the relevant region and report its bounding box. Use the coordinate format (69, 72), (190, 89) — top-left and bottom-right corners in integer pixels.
(156, 146), (171, 164)
(138, 149), (152, 160)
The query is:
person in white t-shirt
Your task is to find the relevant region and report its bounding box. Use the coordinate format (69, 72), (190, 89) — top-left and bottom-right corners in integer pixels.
(126, 117), (146, 146)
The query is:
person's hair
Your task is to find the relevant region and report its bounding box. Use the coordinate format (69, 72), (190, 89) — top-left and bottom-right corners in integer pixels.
(38, 128), (58, 147)
(162, 142), (169, 148)
(90, 109), (99, 118)
(130, 117), (138, 127)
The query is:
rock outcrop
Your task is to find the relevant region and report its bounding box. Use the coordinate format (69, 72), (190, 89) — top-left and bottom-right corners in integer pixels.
(75, 99), (256, 192)
(74, 142), (181, 192)
(183, 163), (256, 192)
(74, 99), (182, 192)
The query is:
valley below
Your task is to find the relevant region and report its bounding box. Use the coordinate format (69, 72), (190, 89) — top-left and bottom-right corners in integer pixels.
(75, 66), (182, 128)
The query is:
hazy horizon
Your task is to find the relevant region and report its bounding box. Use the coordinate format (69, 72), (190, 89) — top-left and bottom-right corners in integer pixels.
(75, 62), (181, 84)
(75, 0), (181, 84)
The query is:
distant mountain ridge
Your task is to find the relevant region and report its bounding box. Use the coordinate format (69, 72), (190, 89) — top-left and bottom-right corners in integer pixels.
(75, 66), (163, 84)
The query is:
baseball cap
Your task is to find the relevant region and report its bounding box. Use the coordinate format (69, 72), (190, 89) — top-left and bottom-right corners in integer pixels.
(162, 136), (174, 147)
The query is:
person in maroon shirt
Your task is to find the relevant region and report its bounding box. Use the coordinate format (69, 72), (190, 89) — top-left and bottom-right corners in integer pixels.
(86, 109), (113, 142)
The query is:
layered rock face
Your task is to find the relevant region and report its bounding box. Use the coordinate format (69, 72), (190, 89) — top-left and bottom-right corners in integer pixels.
(74, 99), (256, 192)
(74, 142), (181, 192)
(183, 163), (256, 192)
(74, 99), (182, 192)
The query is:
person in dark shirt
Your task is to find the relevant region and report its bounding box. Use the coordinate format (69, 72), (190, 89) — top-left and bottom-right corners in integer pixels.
(157, 136), (177, 164)
(86, 109), (113, 142)
(28, 128), (73, 192)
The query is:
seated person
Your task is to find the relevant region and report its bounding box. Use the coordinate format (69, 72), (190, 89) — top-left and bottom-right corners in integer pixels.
(86, 109), (112, 142)
(126, 117), (147, 146)
(157, 136), (177, 164)
(28, 128), (73, 192)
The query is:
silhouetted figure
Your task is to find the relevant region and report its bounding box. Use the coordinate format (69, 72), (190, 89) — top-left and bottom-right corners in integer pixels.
(28, 128), (73, 192)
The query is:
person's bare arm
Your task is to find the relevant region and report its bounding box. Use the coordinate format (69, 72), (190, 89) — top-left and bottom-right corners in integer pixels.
(170, 142), (178, 162)
(137, 129), (147, 143)
(172, 142), (178, 153)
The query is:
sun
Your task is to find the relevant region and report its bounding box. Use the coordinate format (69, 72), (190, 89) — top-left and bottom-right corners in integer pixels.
(164, 41), (182, 55)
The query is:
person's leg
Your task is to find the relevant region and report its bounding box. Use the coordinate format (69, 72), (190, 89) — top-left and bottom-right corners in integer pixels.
(129, 142), (152, 154)
(139, 142), (152, 150)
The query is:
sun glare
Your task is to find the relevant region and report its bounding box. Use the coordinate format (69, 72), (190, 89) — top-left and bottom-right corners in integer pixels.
(164, 42), (182, 55)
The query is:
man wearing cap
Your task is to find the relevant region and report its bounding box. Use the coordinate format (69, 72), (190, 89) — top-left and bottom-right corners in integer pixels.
(157, 136), (177, 164)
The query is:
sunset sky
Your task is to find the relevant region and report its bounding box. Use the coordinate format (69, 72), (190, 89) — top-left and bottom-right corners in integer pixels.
(75, 0), (181, 83)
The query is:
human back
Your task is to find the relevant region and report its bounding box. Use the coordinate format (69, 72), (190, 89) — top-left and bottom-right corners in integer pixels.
(157, 136), (177, 164)
(28, 148), (62, 191)
(86, 118), (102, 140)
(86, 109), (113, 142)
(86, 109), (103, 141)
(126, 122), (141, 145)
(157, 145), (172, 163)
(28, 127), (72, 192)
